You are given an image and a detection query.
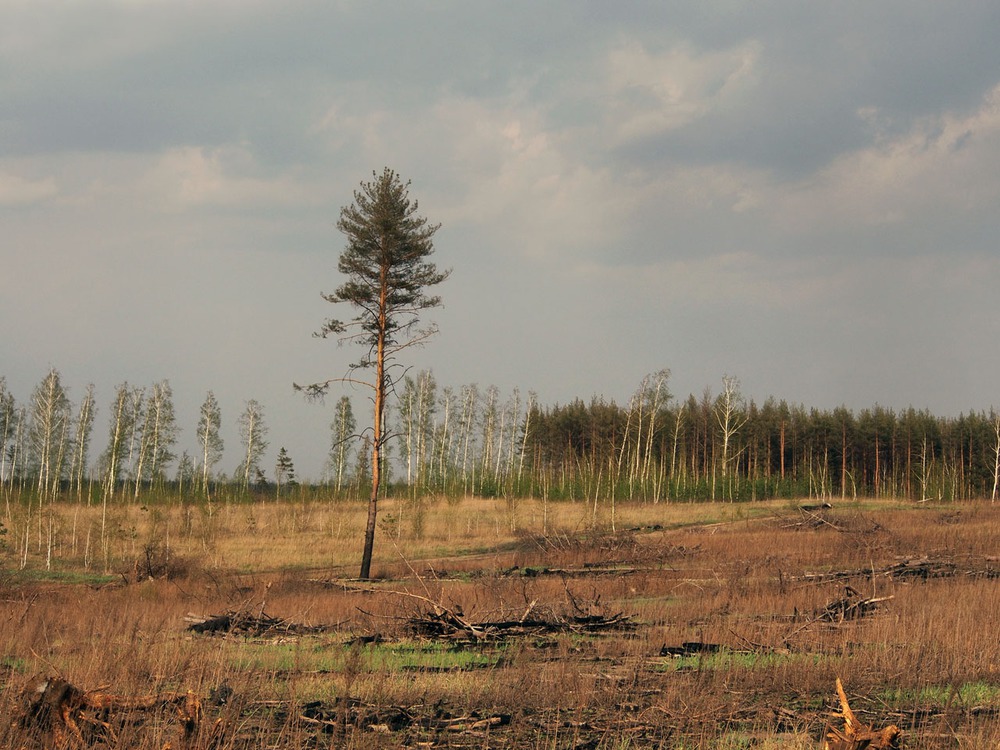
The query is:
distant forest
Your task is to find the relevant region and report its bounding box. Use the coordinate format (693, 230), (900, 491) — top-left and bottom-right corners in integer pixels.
(3, 369), (999, 504)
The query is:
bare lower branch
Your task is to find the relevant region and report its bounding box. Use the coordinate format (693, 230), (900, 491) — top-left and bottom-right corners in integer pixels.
(293, 375), (375, 402)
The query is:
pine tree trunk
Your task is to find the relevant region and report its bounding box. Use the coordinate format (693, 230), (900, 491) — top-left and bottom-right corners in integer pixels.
(360, 279), (388, 581)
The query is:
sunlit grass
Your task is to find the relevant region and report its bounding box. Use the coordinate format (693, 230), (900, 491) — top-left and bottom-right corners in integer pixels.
(221, 638), (502, 676)
(2, 496), (999, 748)
(880, 681), (1000, 707)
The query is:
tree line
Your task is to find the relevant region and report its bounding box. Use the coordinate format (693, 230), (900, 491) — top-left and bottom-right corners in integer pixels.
(4, 368), (999, 506)
(357, 370), (1000, 504)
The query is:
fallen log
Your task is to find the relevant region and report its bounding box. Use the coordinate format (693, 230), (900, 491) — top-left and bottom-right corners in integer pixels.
(801, 557), (990, 583)
(659, 642), (722, 657)
(824, 678), (902, 750)
(407, 610), (635, 640)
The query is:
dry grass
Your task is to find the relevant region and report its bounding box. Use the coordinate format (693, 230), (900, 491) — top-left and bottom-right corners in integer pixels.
(1, 496), (999, 748)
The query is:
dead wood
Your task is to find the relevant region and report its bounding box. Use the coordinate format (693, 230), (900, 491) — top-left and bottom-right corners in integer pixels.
(120, 542), (191, 583)
(659, 642), (722, 657)
(18, 676), (212, 750)
(783, 506), (845, 532)
(799, 502), (834, 512)
(498, 565), (645, 578)
(406, 607), (635, 641)
(368, 585), (635, 641)
(802, 556), (997, 584)
(298, 698), (509, 736)
(818, 588), (893, 623)
(824, 678), (902, 750)
(185, 608), (326, 637)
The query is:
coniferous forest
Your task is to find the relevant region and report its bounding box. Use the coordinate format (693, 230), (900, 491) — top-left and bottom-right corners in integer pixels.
(3, 368), (999, 507)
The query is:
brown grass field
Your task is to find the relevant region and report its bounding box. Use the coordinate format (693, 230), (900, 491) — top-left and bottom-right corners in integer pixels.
(2, 496), (999, 748)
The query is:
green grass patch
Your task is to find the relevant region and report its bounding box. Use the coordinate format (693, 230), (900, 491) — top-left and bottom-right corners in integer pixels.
(656, 648), (807, 673)
(226, 638), (502, 675)
(879, 681), (1000, 707)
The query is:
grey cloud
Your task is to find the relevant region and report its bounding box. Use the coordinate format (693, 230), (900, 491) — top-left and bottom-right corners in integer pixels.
(4, 2), (1000, 476)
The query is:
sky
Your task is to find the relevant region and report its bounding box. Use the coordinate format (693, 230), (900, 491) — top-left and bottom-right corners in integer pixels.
(3, 1), (1000, 481)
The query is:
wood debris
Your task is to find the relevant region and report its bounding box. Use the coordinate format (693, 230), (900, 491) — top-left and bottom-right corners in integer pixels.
(824, 678), (902, 750)
(803, 556), (998, 584)
(407, 602), (635, 641)
(818, 588), (894, 623)
(17, 676), (213, 750)
(185, 608), (326, 637)
(298, 698), (510, 737)
(659, 641), (722, 657)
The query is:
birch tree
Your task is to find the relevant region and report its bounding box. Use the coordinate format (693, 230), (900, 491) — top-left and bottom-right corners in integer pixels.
(434, 386), (455, 489)
(124, 386), (146, 484)
(458, 384), (479, 494)
(398, 370), (437, 492)
(416, 372), (437, 486)
(134, 380), (177, 498)
(28, 368), (71, 500)
(6, 407), (27, 495)
(101, 383), (134, 504)
(992, 410), (1000, 503)
(479, 385), (500, 491)
(325, 396), (356, 491)
(70, 384), (96, 500)
(0, 379), (16, 485)
(499, 388), (522, 490)
(641, 370), (671, 493)
(297, 168), (449, 580)
(196, 391), (224, 497)
(144, 381), (178, 488)
(715, 375), (748, 499)
(236, 399), (268, 492)
(517, 391), (536, 489)
(399, 376), (419, 489)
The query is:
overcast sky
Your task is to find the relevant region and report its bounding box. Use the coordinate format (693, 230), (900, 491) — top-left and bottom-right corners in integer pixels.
(3, 1), (1000, 480)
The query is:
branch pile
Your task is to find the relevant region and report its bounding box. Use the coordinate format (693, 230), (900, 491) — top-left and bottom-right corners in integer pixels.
(817, 588), (894, 623)
(803, 556), (998, 584)
(406, 599), (635, 641)
(17, 676), (214, 750)
(185, 608), (326, 637)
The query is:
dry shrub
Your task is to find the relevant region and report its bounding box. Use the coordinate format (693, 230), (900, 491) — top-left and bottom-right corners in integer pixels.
(121, 541), (199, 583)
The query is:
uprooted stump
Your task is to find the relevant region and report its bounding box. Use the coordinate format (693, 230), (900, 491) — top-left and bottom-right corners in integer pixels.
(824, 678), (902, 750)
(17, 676), (213, 750)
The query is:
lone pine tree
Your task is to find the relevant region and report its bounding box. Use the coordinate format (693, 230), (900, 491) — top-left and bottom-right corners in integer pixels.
(297, 168), (449, 580)
(275, 446), (295, 497)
